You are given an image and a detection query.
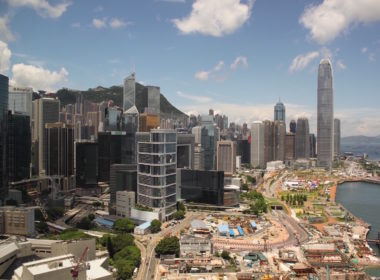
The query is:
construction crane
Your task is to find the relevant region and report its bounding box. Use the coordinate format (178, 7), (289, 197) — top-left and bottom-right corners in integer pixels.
(71, 246), (89, 279)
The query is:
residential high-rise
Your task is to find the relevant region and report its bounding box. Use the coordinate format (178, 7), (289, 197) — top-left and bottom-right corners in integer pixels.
(123, 72), (136, 112)
(45, 122), (74, 177)
(216, 141), (236, 176)
(7, 112), (31, 182)
(76, 142), (98, 187)
(289, 120), (296, 133)
(33, 98), (60, 175)
(250, 121), (264, 168)
(8, 86), (33, 116)
(317, 59), (334, 168)
(0, 74), (8, 203)
(137, 129), (177, 220)
(274, 100), (286, 122)
(295, 117), (310, 159)
(334, 118), (341, 157)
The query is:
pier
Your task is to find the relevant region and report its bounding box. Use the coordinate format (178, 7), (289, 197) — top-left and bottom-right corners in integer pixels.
(367, 232), (380, 246)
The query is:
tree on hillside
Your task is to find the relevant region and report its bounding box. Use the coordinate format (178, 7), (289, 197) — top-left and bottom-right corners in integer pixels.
(113, 218), (135, 233)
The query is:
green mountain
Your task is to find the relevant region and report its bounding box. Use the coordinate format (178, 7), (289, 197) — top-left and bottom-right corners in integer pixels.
(56, 83), (187, 120)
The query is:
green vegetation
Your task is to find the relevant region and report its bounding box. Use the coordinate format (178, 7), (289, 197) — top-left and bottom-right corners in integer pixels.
(155, 236), (180, 257)
(241, 183), (249, 191)
(92, 201), (101, 208)
(177, 201), (185, 212)
(113, 218), (135, 233)
(282, 193), (307, 206)
(221, 250), (231, 260)
(246, 175), (256, 184)
(46, 207), (64, 220)
(88, 213), (95, 221)
(135, 204), (153, 212)
(54, 228), (90, 240)
(150, 219), (162, 233)
(241, 191), (268, 215)
(76, 217), (95, 230)
(173, 210), (185, 220)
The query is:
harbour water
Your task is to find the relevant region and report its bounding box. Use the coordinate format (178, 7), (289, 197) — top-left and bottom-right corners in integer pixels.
(336, 181), (380, 256)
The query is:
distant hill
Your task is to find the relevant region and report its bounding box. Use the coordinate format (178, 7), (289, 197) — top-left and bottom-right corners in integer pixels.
(55, 83), (187, 120)
(341, 135), (380, 160)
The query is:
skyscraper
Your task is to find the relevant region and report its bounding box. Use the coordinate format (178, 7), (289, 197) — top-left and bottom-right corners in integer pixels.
(216, 140), (236, 176)
(285, 133), (295, 161)
(200, 115), (219, 171)
(8, 86), (33, 116)
(250, 121), (264, 168)
(317, 59), (334, 168)
(263, 120), (274, 165)
(274, 120), (286, 162)
(76, 142), (98, 187)
(137, 129), (177, 220)
(309, 133), (317, 158)
(146, 86), (160, 114)
(295, 117), (310, 159)
(334, 118), (341, 157)
(289, 120), (296, 133)
(0, 74), (8, 203)
(274, 100), (286, 122)
(123, 72), (136, 112)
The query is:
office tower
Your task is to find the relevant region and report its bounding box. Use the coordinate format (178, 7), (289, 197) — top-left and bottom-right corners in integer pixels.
(8, 86), (33, 116)
(285, 133), (295, 160)
(0, 75), (8, 203)
(98, 131), (128, 182)
(216, 141), (236, 176)
(123, 72), (136, 112)
(200, 115), (219, 170)
(76, 142), (98, 187)
(237, 139), (250, 164)
(191, 126), (202, 144)
(123, 105), (139, 164)
(104, 107), (123, 131)
(215, 114), (224, 131)
(7, 112), (31, 182)
(334, 118), (341, 157)
(179, 169), (224, 206)
(263, 120), (274, 165)
(250, 121), (264, 168)
(290, 120), (296, 133)
(274, 120), (286, 161)
(274, 99), (286, 122)
(295, 117), (310, 159)
(75, 94), (83, 115)
(86, 111), (99, 139)
(109, 164), (137, 214)
(177, 134), (195, 169)
(116, 191), (135, 218)
(242, 123), (248, 138)
(139, 112), (159, 132)
(309, 133), (317, 158)
(137, 129), (177, 220)
(45, 122), (74, 177)
(317, 59), (334, 168)
(194, 144), (205, 170)
(209, 109), (214, 116)
(223, 116), (228, 130)
(147, 86), (160, 114)
(33, 98), (60, 175)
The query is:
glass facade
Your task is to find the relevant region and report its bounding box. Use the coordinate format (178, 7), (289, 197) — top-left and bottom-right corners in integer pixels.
(137, 129), (177, 220)
(295, 117), (310, 159)
(0, 74), (8, 202)
(274, 101), (286, 122)
(123, 73), (136, 112)
(8, 86), (33, 116)
(334, 118), (340, 157)
(76, 142), (98, 186)
(147, 86), (160, 114)
(317, 59), (334, 168)
(180, 169), (224, 206)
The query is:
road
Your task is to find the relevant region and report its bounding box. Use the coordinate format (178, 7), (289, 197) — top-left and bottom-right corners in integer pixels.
(136, 211), (205, 280)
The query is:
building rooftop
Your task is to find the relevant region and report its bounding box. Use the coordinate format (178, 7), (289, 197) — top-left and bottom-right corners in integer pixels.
(86, 257), (112, 280)
(136, 221), (151, 230)
(0, 242), (19, 260)
(217, 224), (229, 233)
(190, 219), (207, 229)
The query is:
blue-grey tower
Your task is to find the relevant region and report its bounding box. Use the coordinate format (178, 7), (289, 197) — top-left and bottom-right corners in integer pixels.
(0, 74), (9, 204)
(123, 72), (136, 112)
(317, 59), (334, 169)
(274, 99), (286, 123)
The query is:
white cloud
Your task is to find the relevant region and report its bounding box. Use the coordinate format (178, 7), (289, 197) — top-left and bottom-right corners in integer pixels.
(8, 0), (71, 18)
(172, 0), (255, 37)
(289, 51), (320, 73)
(0, 41), (11, 74)
(0, 15), (15, 42)
(109, 18), (131, 29)
(369, 53), (376, 62)
(361, 47), (368, 54)
(230, 56), (248, 70)
(93, 5), (103, 12)
(300, 0), (380, 44)
(71, 22), (80, 28)
(93, 18), (106, 28)
(336, 59), (346, 70)
(11, 63), (68, 91)
(195, 61), (224, 81)
(177, 91), (212, 103)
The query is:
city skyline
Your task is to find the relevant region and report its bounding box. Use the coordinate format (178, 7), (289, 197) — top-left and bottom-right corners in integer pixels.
(0, 1), (380, 136)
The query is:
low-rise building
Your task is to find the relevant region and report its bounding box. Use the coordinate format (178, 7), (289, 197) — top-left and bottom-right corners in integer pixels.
(116, 191), (135, 218)
(0, 207), (35, 236)
(134, 221), (151, 235)
(179, 235), (213, 257)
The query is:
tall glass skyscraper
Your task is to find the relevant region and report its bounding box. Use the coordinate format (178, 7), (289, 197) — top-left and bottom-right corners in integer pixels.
(295, 117), (310, 159)
(317, 59), (334, 168)
(123, 72), (136, 112)
(274, 100), (286, 123)
(0, 74), (8, 203)
(334, 118), (341, 157)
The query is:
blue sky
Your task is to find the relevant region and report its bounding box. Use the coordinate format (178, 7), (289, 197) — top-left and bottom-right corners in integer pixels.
(0, 0), (380, 136)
